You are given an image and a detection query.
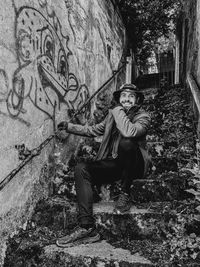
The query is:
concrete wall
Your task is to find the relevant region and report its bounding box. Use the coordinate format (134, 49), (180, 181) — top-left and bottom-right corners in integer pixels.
(177, 0), (200, 150)
(0, 0), (126, 264)
(177, 0), (198, 82)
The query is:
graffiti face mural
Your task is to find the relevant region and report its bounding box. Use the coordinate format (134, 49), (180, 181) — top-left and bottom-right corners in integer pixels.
(7, 5), (90, 122)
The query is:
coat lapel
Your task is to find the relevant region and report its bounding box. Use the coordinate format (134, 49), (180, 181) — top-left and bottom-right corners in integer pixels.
(95, 110), (114, 160)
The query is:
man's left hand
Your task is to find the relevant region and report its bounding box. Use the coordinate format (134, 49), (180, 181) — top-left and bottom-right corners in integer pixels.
(57, 121), (68, 131)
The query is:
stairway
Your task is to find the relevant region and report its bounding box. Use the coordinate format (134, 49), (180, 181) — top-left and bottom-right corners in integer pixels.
(4, 84), (200, 267)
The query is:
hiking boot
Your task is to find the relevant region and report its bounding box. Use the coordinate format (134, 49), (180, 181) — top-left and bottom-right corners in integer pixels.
(56, 226), (100, 248)
(114, 192), (132, 214)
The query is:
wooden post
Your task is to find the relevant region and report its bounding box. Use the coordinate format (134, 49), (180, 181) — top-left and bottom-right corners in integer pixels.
(126, 50), (133, 83)
(175, 37), (180, 84)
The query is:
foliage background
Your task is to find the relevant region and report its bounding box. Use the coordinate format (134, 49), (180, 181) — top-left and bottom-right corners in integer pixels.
(115, 0), (181, 68)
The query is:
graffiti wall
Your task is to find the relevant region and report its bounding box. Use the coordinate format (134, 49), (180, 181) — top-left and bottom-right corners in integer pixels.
(0, 0), (126, 262)
(6, 2), (91, 124)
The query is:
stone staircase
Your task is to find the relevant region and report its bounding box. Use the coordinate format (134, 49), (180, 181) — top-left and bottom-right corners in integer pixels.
(43, 201), (155, 266)
(4, 84), (200, 266)
(4, 196), (198, 266)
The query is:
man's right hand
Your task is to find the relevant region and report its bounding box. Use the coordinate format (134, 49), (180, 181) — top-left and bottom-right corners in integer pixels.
(110, 97), (122, 109)
(57, 121), (68, 131)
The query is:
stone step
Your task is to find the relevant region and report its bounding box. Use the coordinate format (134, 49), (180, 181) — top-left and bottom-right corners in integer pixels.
(130, 176), (191, 203)
(43, 240), (154, 266)
(4, 199), (197, 266)
(31, 198), (195, 241)
(53, 174), (191, 204)
(90, 202), (170, 241)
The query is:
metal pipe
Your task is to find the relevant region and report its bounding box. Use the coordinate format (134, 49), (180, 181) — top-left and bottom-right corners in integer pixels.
(187, 73), (200, 115)
(187, 72), (200, 169)
(74, 62), (127, 116)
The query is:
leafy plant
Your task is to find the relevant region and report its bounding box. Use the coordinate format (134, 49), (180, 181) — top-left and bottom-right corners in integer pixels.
(115, 0), (181, 68)
(185, 166), (200, 211)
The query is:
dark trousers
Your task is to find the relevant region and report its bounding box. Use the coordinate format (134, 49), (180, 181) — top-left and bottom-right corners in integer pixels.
(74, 138), (144, 227)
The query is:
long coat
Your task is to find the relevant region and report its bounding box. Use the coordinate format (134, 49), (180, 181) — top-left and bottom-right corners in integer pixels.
(67, 105), (151, 177)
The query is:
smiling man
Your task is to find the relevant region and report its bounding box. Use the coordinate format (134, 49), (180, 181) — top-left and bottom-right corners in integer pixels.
(119, 88), (137, 110)
(56, 83), (151, 247)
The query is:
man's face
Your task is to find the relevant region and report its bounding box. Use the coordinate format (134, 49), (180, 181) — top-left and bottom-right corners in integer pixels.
(119, 89), (137, 110)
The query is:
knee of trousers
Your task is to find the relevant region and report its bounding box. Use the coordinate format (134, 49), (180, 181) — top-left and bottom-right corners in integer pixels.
(119, 138), (138, 152)
(74, 162), (90, 182)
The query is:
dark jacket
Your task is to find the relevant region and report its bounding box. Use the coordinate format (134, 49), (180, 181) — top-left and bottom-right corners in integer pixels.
(67, 105), (151, 177)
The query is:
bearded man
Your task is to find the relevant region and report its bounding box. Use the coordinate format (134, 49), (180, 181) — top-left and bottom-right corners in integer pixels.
(56, 83), (151, 247)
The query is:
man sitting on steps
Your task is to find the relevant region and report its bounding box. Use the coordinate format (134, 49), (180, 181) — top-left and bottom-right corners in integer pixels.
(56, 83), (151, 247)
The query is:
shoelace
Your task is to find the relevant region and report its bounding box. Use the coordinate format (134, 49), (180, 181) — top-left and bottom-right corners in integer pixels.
(70, 226), (85, 237)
